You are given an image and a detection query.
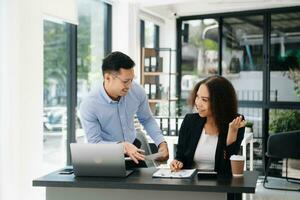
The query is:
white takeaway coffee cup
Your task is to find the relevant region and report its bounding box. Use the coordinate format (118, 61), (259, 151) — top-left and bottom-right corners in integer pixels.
(230, 155), (245, 177)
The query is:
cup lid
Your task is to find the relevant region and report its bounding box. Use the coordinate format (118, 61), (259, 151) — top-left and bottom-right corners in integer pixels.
(230, 155), (246, 161)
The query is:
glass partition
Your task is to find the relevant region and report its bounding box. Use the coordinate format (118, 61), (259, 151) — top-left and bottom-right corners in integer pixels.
(76, 0), (111, 143)
(270, 12), (300, 102)
(222, 15), (264, 101)
(43, 20), (69, 172)
(180, 18), (219, 115)
(178, 9), (300, 174)
(145, 21), (155, 48)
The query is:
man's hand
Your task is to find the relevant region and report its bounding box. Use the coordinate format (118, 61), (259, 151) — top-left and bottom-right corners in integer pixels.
(170, 159), (183, 172)
(155, 142), (169, 162)
(227, 116), (246, 146)
(123, 141), (145, 164)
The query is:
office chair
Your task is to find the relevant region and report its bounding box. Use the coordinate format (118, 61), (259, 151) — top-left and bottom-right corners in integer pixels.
(263, 130), (300, 191)
(136, 130), (152, 154)
(136, 129), (156, 167)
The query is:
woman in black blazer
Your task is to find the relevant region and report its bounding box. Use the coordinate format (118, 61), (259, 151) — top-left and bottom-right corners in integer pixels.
(170, 75), (246, 175)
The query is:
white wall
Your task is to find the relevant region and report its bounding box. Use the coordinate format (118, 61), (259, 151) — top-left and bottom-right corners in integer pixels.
(0, 1), (146, 199)
(112, 0), (141, 81)
(0, 0), (43, 200)
(112, 0), (138, 58)
(0, 0), (78, 198)
(0, 1), (171, 200)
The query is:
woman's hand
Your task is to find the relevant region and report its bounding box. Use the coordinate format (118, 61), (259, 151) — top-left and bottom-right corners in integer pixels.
(227, 116), (246, 146)
(170, 159), (183, 172)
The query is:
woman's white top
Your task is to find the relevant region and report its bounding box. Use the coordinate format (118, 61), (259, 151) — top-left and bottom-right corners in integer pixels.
(193, 129), (218, 170)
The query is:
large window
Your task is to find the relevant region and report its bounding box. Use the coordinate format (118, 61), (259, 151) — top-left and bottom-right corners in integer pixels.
(270, 12), (300, 102)
(223, 16), (264, 101)
(43, 0), (112, 172)
(141, 20), (160, 48)
(43, 20), (69, 172)
(177, 7), (300, 175)
(180, 19), (219, 114)
(76, 0), (112, 142)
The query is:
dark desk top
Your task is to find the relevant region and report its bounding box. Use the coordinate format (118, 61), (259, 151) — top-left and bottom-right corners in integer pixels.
(33, 167), (258, 193)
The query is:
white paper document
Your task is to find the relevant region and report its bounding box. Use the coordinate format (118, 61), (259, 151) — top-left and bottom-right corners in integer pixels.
(152, 168), (197, 179)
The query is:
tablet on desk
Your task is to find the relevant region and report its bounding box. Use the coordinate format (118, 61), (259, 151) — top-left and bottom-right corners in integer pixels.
(197, 170), (217, 179)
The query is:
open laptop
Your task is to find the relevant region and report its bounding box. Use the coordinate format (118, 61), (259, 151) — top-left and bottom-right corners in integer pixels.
(70, 143), (133, 177)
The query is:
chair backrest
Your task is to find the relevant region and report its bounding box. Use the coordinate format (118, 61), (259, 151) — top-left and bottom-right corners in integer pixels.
(267, 130), (300, 159)
(136, 129), (153, 155)
(136, 129), (156, 167)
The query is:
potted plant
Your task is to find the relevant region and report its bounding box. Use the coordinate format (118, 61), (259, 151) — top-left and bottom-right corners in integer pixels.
(245, 121), (253, 133)
(269, 110), (300, 134)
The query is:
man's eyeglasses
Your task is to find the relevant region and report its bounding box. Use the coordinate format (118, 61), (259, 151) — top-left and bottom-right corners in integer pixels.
(112, 75), (133, 86)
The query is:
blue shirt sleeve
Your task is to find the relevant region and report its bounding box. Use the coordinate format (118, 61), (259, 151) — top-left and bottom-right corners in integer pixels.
(136, 89), (165, 147)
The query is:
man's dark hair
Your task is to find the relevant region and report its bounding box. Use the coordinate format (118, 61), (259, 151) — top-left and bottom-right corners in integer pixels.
(189, 75), (238, 136)
(102, 51), (135, 75)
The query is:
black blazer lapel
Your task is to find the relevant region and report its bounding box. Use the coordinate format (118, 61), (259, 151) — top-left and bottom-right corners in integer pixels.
(214, 133), (224, 172)
(186, 114), (206, 167)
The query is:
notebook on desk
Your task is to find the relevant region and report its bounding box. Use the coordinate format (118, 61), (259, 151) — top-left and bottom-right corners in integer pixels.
(70, 143), (133, 177)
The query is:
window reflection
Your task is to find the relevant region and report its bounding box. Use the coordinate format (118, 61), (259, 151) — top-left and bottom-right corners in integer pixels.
(43, 20), (68, 173)
(180, 19), (219, 114)
(76, 0), (110, 143)
(182, 19), (219, 77)
(270, 12), (300, 102)
(222, 16), (264, 101)
(145, 21), (155, 48)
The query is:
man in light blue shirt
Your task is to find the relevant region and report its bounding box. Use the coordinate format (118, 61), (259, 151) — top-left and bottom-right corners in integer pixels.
(80, 51), (169, 164)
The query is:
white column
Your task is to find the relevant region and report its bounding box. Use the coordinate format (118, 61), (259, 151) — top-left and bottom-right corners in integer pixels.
(0, 0), (43, 200)
(112, 0), (131, 54)
(111, 0), (139, 57)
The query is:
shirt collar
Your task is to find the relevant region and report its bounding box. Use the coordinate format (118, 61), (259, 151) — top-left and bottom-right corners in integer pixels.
(99, 82), (119, 104)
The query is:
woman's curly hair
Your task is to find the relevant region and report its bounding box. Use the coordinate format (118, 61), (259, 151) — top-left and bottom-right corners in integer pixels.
(188, 75), (238, 135)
